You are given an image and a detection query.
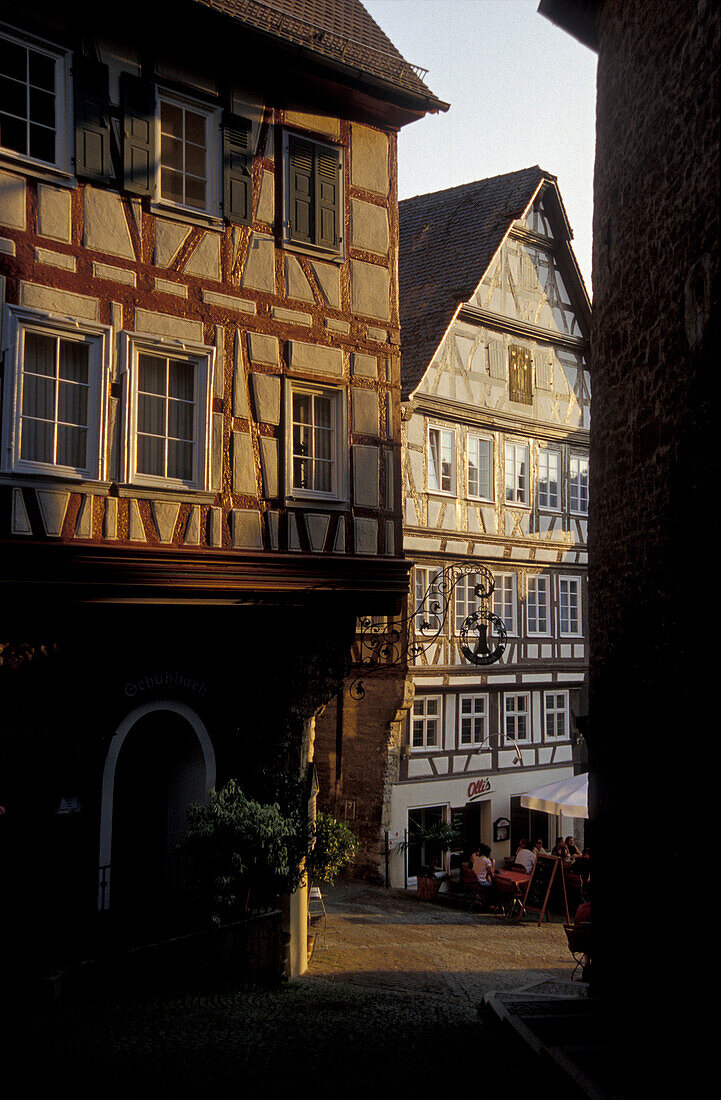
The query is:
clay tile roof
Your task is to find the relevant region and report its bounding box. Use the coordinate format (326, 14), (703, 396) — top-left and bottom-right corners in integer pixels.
(193, 0), (447, 108)
(399, 166), (552, 398)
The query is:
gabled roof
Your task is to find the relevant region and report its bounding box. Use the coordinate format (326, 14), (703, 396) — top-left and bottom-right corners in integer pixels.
(399, 166), (579, 398)
(193, 0), (448, 111)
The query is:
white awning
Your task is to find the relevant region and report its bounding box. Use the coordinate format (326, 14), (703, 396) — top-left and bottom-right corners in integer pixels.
(520, 772), (588, 819)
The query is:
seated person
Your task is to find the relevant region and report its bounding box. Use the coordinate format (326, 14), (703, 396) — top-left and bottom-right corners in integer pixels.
(565, 835), (583, 859)
(551, 837), (571, 860)
(513, 841), (536, 875)
(470, 843), (495, 887)
(533, 838), (548, 856)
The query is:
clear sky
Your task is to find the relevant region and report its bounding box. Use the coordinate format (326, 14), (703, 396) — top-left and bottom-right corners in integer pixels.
(362, 0), (597, 293)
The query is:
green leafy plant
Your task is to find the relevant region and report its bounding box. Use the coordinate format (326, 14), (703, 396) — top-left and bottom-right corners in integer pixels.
(179, 779), (307, 926)
(306, 812), (358, 885)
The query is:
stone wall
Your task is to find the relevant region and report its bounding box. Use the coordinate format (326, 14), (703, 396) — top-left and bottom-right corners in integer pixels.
(314, 668), (412, 882)
(588, 0), (719, 1058)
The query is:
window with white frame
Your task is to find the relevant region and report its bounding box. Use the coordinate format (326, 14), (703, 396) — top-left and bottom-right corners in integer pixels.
(559, 576), (582, 636)
(458, 694), (488, 746)
(455, 572), (479, 630)
(121, 335), (213, 490)
(492, 572), (517, 635)
(544, 691), (569, 739)
(428, 426), (455, 494)
(504, 441), (529, 505)
(1, 306), (109, 479)
(467, 432), (493, 500)
(538, 448), (560, 510)
(288, 383), (346, 501)
(156, 89), (220, 218)
(0, 26), (70, 172)
(411, 695), (442, 750)
(415, 566), (444, 633)
(504, 693), (530, 743)
(569, 455), (589, 514)
(527, 574), (550, 635)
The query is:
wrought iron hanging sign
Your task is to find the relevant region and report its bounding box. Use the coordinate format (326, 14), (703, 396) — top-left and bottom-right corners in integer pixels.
(350, 563), (506, 700)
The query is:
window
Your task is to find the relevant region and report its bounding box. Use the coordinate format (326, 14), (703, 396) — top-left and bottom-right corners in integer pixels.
(570, 455), (589, 514)
(284, 131), (342, 255)
(505, 441), (529, 505)
(428, 426), (455, 494)
(288, 383), (346, 501)
(155, 89), (220, 218)
(122, 334), (214, 490)
(544, 691), (569, 740)
(504, 693), (530, 743)
(538, 448), (560, 510)
(411, 696), (442, 750)
(415, 567), (444, 633)
(508, 345), (533, 404)
(527, 575), (550, 635)
(1, 306), (109, 479)
(455, 572), (480, 629)
(0, 27), (70, 171)
(467, 433), (493, 500)
(559, 577), (582, 636)
(458, 694), (488, 746)
(493, 573), (517, 635)
(407, 805), (446, 877)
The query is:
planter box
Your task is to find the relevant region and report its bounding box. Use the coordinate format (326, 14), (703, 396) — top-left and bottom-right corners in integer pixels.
(59, 909), (284, 998)
(416, 875), (443, 901)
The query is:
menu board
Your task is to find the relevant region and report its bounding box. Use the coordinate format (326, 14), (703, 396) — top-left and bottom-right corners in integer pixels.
(523, 854), (561, 925)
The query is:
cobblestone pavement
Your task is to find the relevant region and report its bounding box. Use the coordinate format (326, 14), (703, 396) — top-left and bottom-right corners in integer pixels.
(10, 881), (578, 1098)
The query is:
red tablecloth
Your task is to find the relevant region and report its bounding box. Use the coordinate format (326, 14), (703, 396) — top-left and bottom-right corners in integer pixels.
(494, 870), (530, 888)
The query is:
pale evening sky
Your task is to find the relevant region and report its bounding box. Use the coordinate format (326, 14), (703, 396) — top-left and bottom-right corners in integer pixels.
(363, 0), (597, 294)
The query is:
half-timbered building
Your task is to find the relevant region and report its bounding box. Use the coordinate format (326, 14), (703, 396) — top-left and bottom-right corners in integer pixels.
(0, 0), (446, 979)
(386, 167), (591, 887)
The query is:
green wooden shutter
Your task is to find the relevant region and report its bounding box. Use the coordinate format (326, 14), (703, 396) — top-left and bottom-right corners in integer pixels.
(316, 144), (340, 250)
(223, 113), (252, 225)
(288, 136), (314, 244)
(74, 57), (113, 183)
(121, 73), (156, 197)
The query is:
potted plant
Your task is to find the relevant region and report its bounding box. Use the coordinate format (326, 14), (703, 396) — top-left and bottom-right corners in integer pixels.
(179, 778), (306, 926)
(397, 821), (461, 900)
(306, 812), (358, 886)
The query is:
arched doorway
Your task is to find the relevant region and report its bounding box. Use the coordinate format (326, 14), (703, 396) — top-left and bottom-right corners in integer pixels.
(99, 702), (215, 916)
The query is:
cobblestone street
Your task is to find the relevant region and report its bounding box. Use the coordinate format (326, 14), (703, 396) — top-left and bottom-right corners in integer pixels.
(10, 881), (578, 1098)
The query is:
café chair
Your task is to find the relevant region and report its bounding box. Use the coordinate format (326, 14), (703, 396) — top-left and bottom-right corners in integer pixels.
(564, 922), (592, 980)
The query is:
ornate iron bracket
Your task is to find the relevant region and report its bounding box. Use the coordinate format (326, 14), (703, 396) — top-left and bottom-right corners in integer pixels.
(349, 563), (507, 700)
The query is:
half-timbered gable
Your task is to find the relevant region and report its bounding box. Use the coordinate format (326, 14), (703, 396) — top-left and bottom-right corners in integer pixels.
(0, 0), (446, 978)
(386, 168), (591, 887)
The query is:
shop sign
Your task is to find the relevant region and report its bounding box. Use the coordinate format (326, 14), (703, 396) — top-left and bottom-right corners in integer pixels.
(467, 777), (492, 801)
(124, 671), (208, 698)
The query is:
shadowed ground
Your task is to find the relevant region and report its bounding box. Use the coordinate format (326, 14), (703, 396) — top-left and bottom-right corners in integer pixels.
(10, 879), (581, 1097)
